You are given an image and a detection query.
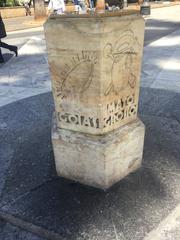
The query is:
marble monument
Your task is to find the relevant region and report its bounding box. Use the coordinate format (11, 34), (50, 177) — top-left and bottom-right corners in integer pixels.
(44, 10), (145, 189)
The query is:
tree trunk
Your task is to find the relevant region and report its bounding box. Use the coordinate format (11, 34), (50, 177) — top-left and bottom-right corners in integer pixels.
(34, 0), (46, 20)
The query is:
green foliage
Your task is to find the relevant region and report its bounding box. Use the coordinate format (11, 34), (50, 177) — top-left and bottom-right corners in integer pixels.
(0, 0), (19, 6)
(5, 0), (14, 6)
(0, 0), (5, 7)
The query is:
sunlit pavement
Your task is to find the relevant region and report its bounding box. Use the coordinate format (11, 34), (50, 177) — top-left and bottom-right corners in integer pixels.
(0, 5), (180, 240)
(1, 6), (180, 106)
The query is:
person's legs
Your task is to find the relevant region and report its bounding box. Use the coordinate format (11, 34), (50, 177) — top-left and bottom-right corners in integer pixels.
(28, 5), (31, 15)
(0, 47), (4, 63)
(23, 3), (28, 16)
(79, 1), (86, 11)
(25, 3), (31, 16)
(0, 40), (18, 57)
(75, 5), (82, 11)
(89, 0), (94, 8)
(28, 8), (31, 16)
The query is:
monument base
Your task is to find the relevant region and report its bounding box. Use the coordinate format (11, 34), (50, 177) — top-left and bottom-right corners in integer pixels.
(52, 118), (145, 190)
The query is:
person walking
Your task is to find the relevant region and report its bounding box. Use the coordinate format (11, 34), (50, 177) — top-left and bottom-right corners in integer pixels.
(88, 0), (94, 9)
(78, 0), (86, 11)
(0, 13), (18, 63)
(47, 0), (66, 15)
(20, 0), (32, 16)
(73, 0), (81, 12)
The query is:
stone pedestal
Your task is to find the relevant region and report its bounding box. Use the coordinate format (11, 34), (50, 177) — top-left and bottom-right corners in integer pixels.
(52, 118), (144, 189)
(44, 11), (145, 189)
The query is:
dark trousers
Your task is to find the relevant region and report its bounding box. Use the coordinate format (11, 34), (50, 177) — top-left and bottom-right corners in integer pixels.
(0, 40), (17, 62)
(0, 47), (3, 62)
(23, 3), (31, 16)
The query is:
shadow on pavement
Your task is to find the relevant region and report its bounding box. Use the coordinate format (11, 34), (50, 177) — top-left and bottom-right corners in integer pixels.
(0, 26), (180, 239)
(0, 92), (56, 207)
(0, 87), (179, 240)
(144, 18), (180, 46)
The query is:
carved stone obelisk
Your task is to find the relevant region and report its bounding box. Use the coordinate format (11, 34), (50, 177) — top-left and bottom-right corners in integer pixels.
(44, 11), (145, 189)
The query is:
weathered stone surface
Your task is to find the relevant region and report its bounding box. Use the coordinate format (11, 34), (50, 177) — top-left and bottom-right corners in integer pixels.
(44, 12), (145, 135)
(52, 118), (145, 189)
(44, 12), (145, 189)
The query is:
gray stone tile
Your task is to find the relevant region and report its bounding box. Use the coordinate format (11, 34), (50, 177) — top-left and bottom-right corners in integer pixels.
(1, 114), (180, 240)
(141, 27), (180, 90)
(144, 204), (180, 240)
(144, 6), (180, 46)
(0, 37), (51, 107)
(0, 219), (45, 240)
(140, 48), (174, 87)
(163, 228), (180, 240)
(141, 114), (180, 176)
(151, 78), (180, 93)
(139, 87), (180, 122)
(156, 71), (180, 81)
(141, 65), (161, 88)
(139, 88), (180, 175)
(0, 86), (51, 107)
(143, 46), (175, 58)
(0, 92), (56, 207)
(147, 28), (180, 50)
(1, 167), (179, 240)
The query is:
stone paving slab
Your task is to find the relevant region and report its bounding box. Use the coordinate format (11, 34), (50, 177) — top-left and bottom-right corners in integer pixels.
(0, 88), (179, 240)
(2, 3), (180, 32)
(0, 86), (51, 107)
(141, 115), (180, 177)
(0, 7), (180, 239)
(140, 47), (175, 87)
(144, 204), (180, 240)
(0, 92), (55, 207)
(0, 36), (49, 87)
(0, 36), (51, 107)
(4, 16), (44, 32)
(1, 23), (180, 107)
(151, 78), (180, 93)
(139, 87), (180, 126)
(0, 27), (44, 65)
(150, 46), (180, 92)
(139, 88), (180, 176)
(0, 218), (45, 240)
(0, 163), (179, 240)
(141, 29), (180, 90)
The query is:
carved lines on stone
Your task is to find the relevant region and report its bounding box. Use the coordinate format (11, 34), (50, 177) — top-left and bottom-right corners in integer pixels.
(103, 29), (139, 96)
(57, 113), (100, 129)
(54, 30), (140, 100)
(103, 94), (136, 128)
(57, 94), (136, 129)
(56, 51), (98, 99)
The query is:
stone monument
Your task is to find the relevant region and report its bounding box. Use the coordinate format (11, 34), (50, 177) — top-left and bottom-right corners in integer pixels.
(44, 10), (145, 189)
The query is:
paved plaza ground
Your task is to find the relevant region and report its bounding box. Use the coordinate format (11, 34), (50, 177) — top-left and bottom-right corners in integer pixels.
(0, 5), (180, 240)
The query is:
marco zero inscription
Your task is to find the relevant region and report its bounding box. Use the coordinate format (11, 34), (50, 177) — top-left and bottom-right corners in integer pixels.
(57, 94), (136, 129)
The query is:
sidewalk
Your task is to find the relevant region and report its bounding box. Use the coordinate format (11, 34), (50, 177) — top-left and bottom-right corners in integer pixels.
(0, 36), (50, 107)
(4, 16), (45, 32)
(3, 1), (180, 32)
(0, 8), (180, 240)
(1, 20), (180, 107)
